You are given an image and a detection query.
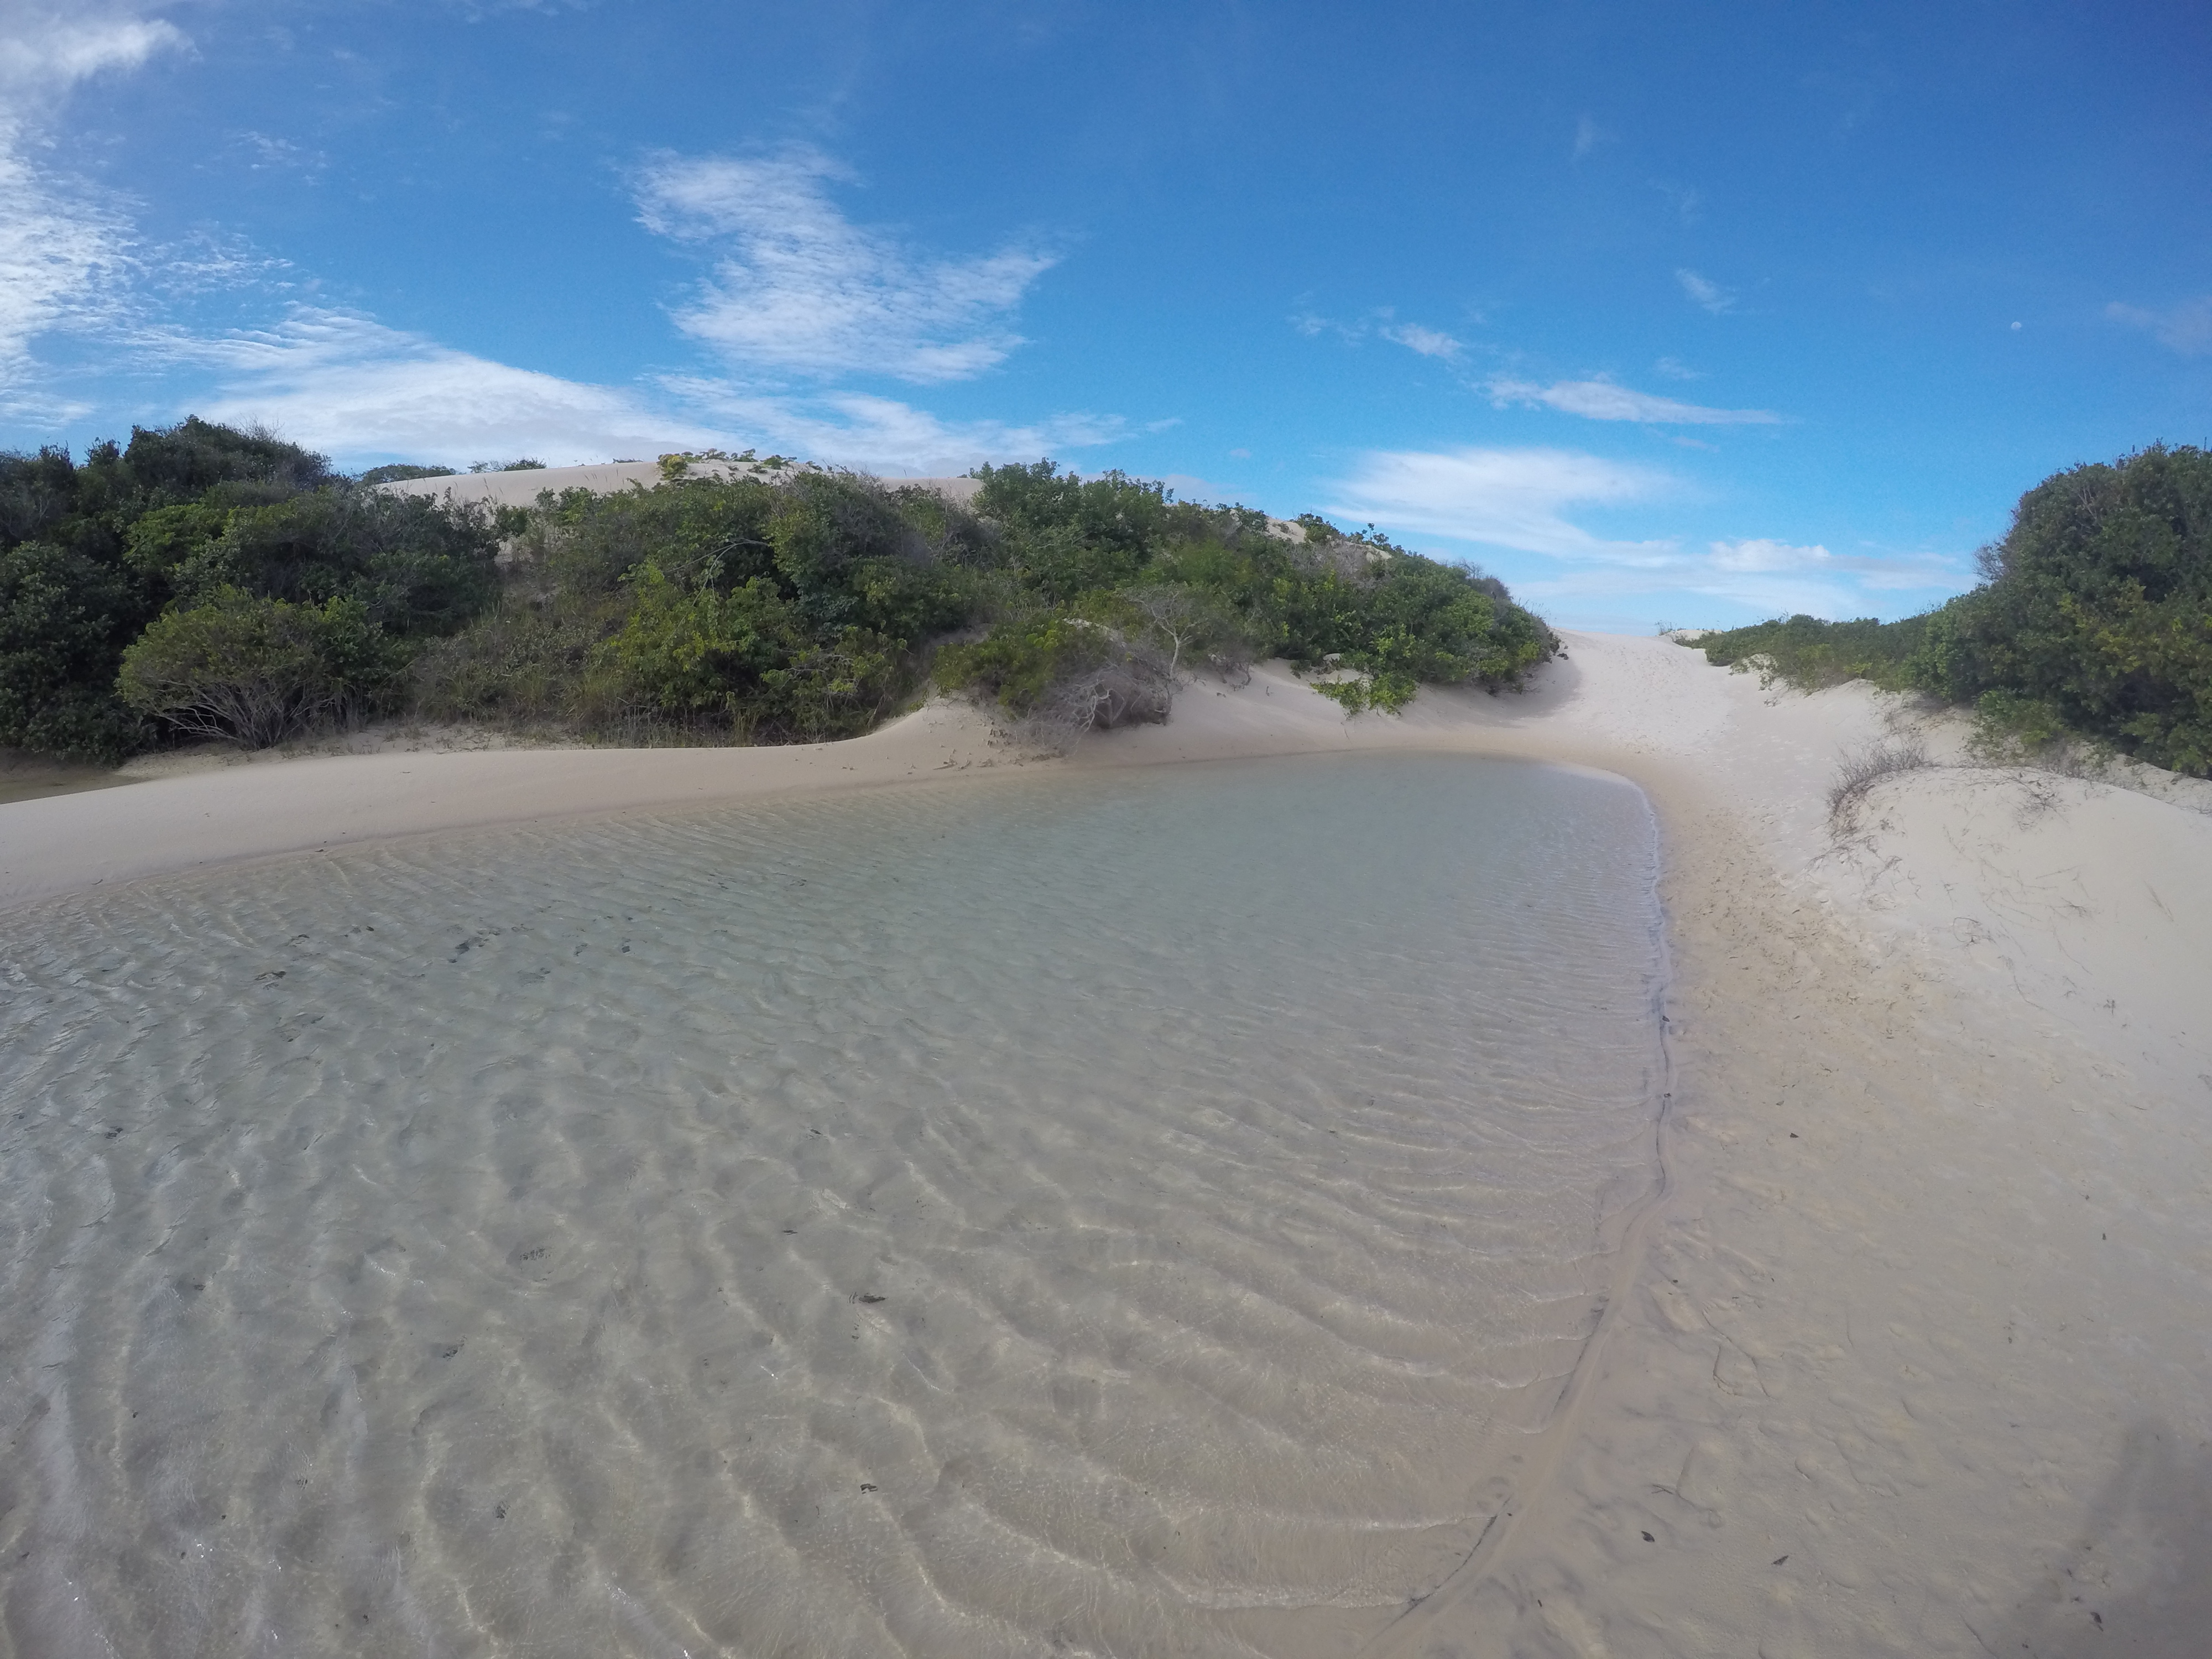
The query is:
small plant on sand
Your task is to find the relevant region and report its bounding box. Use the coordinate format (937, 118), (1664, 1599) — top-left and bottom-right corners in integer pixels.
(1825, 732), (1932, 833)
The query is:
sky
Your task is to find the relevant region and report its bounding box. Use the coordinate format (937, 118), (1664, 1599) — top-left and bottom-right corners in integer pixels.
(2, 0), (2207, 630)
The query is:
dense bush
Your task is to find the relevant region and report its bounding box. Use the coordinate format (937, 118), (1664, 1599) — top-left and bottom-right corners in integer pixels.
(1693, 445), (2212, 774)
(0, 418), (499, 758)
(937, 463), (1554, 734)
(117, 589), (411, 748)
(3, 421), (1558, 758)
(0, 540), (148, 760)
(1691, 612), (1931, 692)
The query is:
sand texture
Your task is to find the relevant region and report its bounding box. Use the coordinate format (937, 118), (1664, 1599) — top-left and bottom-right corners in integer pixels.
(4, 633), (2209, 1653)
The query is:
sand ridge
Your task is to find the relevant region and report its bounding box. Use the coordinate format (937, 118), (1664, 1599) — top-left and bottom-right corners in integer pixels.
(4, 632), (2209, 1652)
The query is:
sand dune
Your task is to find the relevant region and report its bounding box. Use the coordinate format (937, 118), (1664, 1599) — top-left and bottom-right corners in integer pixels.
(4, 633), (2208, 1653)
(375, 460), (982, 510)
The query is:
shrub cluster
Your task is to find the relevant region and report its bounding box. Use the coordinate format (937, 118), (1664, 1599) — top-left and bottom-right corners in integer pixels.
(1, 418), (497, 758)
(422, 458), (1555, 747)
(932, 464), (1554, 737)
(1693, 445), (2212, 775)
(3, 422), (1556, 760)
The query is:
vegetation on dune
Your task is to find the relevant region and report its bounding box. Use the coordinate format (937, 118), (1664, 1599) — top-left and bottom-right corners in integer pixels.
(2, 418), (496, 758)
(1692, 445), (2212, 775)
(421, 457), (1555, 748)
(2, 422), (1556, 761)
(934, 464), (1553, 737)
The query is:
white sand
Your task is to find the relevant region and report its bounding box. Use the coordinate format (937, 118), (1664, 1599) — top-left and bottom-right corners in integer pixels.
(5, 634), (2209, 1653)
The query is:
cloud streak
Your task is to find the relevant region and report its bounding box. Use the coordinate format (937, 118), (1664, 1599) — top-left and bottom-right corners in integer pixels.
(1327, 443), (1964, 623)
(169, 307), (1125, 474)
(2106, 296), (2212, 357)
(1380, 321), (1464, 361)
(1486, 375), (1782, 426)
(1328, 445), (1681, 562)
(637, 149), (1056, 384)
(0, 5), (185, 102)
(1675, 268), (1734, 314)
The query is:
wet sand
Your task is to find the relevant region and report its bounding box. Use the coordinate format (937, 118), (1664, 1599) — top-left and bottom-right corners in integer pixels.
(5, 633), (2210, 1652)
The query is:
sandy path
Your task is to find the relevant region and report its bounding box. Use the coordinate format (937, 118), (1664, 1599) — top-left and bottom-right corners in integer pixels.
(4, 634), (2209, 1653)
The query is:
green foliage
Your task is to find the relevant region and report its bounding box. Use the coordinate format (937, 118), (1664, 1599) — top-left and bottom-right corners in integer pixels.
(1689, 445), (2212, 774)
(953, 459), (1554, 727)
(358, 463), (457, 486)
(1693, 612), (1931, 691)
(187, 488), (500, 637)
(2, 427), (1558, 759)
(595, 563), (900, 741)
(117, 589), (411, 748)
(0, 418), (502, 760)
(0, 541), (147, 760)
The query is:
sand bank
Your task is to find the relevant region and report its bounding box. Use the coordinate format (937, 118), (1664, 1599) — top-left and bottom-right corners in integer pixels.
(4, 633), (2208, 1653)
(375, 460), (982, 510)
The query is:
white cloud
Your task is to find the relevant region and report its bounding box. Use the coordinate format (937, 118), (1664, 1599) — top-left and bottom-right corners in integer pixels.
(0, 6), (185, 101)
(1572, 114), (1609, 161)
(636, 149), (1055, 384)
(1326, 443), (1965, 624)
(1517, 535), (1963, 623)
(1676, 268), (1735, 314)
(1707, 537), (1956, 591)
(0, 6), (187, 408)
(142, 308), (1127, 473)
(666, 377), (1122, 476)
(0, 135), (137, 402)
(1652, 356), (1700, 380)
(2106, 296), (2212, 357)
(184, 310), (731, 464)
(1487, 375), (1781, 425)
(1327, 445), (1682, 563)
(1380, 322), (1465, 361)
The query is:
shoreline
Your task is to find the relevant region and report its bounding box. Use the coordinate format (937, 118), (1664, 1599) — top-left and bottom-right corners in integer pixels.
(4, 633), (2209, 1650)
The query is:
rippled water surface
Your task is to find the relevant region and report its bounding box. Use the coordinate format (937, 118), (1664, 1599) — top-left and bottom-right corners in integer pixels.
(1, 753), (1664, 1658)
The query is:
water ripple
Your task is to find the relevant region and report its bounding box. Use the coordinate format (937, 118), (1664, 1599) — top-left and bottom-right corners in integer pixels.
(0, 752), (1663, 1657)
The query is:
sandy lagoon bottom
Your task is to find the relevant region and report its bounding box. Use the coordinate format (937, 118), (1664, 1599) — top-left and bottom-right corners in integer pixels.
(1, 753), (1667, 1658)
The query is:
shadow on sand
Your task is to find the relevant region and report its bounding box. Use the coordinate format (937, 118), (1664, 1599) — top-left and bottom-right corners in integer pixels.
(1977, 1421), (2212, 1657)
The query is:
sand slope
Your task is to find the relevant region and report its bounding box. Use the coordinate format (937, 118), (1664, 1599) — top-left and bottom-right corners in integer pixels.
(4, 634), (2209, 1654)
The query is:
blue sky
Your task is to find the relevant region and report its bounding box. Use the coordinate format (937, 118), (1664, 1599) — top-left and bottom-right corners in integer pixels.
(3, 0), (2207, 630)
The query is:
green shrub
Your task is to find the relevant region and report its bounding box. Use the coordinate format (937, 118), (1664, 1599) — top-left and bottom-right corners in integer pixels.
(358, 463), (457, 485)
(0, 540), (147, 760)
(117, 589), (411, 748)
(186, 488), (500, 637)
(1693, 612), (1931, 690)
(1689, 445), (2212, 775)
(592, 562), (901, 742)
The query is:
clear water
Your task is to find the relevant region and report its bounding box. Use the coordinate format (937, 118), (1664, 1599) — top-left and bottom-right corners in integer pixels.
(0, 753), (1665, 1658)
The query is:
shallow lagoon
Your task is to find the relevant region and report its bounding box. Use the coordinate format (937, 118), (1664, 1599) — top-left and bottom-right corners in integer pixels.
(0, 752), (1665, 1657)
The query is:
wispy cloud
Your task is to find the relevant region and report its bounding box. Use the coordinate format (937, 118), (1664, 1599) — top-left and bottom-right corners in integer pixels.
(0, 140), (137, 408)
(1328, 445), (1681, 562)
(160, 307), (1124, 474)
(1486, 375), (1781, 426)
(231, 131), (326, 178)
(0, 4), (190, 410)
(2105, 296), (2212, 357)
(1705, 537), (1956, 592)
(184, 310), (728, 463)
(665, 377), (1124, 475)
(1327, 443), (1964, 623)
(1380, 321), (1464, 361)
(1571, 114), (1609, 161)
(1652, 356), (1700, 380)
(1676, 268), (1735, 314)
(636, 149), (1056, 384)
(0, 6), (185, 102)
